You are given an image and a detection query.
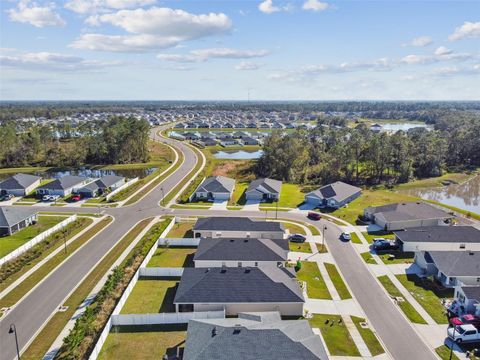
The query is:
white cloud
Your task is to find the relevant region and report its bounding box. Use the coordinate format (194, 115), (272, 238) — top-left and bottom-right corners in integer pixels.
(8, 0), (65, 28)
(258, 0), (288, 14)
(65, 0), (156, 14)
(448, 21), (480, 41)
(302, 0), (329, 12)
(434, 46), (453, 56)
(235, 61), (263, 70)
(401, 54), (432, 64)
(406, 36), (433, 47)
(71, 7), (232, 52)
(158, 48), (270, 62)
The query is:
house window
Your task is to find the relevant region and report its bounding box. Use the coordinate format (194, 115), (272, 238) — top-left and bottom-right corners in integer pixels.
(460, 244), (466, 249)
(238, 262), (242, 267)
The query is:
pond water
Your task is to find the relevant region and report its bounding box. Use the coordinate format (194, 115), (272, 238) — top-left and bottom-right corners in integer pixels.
(213, 150), (264, 160)
(399, 175), (480, 215)
(380, 123), (430, 132)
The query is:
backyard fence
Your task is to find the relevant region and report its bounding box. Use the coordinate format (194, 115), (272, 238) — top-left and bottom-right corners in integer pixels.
(105, 177), (139, 201)
(0, 214), (77, 266)
(157, 237), (200, 247)
(139, 267), (184, 278)
(111, 310), (225, 326)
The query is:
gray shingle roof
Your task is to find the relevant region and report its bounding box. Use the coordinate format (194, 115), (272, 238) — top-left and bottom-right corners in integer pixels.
(0, 173), (41, 190)
(307, 181), (361, 202)
(197, 176), (235, 193)
(395, 226), (480, 244)
(427, 251), (480, 276)
(247, 178), (282, 195)
(96, 175), (124, 188)
(194, 238), (288, 262)
(37, 176), (86, 191)
(367, 202), (454, 222)
(174, 267), (304, 304)
(0, 207), (38, 228)
(183, 312), (327, 360)
(194, 217), (285, 233)
(462, 286), (480, 301)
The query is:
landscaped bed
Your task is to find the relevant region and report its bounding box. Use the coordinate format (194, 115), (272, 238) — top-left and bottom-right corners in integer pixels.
(308, 314), (360, 357)
(296, 261), (331, 299)
(120, 279), (179, 314)
(351, 316), (385, 356)
(324, 263), (352, 300)
(147, 247), (196, 267)
(99, 324), (187, 360)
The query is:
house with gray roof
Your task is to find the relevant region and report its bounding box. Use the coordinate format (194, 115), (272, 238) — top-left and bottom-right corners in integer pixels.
(36, 175), (88, 197)
(193, 217), (285, 239)
(174, 266), (304, 316)
(183, 312), (327, 360)
(364, 202), (454, 231)
(454, 286), (480, 316)
(0, 173), (41, 196)
(194, 237), (288, 268)
(193, 176), (235, 201)
(305, 181), (361, 209)
(77, 175), (125, 198)
(0, 207), (38, 236)
(245, 178), (282, 201)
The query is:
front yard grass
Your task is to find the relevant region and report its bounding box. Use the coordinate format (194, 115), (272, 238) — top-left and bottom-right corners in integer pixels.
(296, 261), (331, 299)
(324, 263), (352, 299)
(435, 345), (460, 360)
(230, 181), (248, 206)
(360, 252), (377, 264)
(284, 222), (307, 235)
(120, 279), (179, 314)
(308, 314), (360, 357)
(377, 275), (427, 324)
(350, 233), (363, 244)
(377, 250), (415, 264)
(0, 215), (66, 257)
(166, 222), (194, 238)
(288, 241), (312, 253)
(396, 274), (452, 324)
(351, 316), (385, 356)
(147, 247), (196, 267)
(99, 324), (187, 360)
(361, 231), (395, 244)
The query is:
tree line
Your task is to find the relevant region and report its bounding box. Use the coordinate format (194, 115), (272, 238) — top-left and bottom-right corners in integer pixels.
(0, 116), (150, 168)
(256, 111), (480, 186)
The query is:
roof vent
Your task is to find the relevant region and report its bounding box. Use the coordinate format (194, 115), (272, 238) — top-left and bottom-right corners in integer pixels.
(221, 266), (227, 273)
(206, 268), (210, 273)
(244, 239), (249, 242)
(233, 324), (242, 335)
(230, 239), (235, 242)
(245, 267), (251, 273)
(469, 251), (474, 256)
(212, 327), (217, 337)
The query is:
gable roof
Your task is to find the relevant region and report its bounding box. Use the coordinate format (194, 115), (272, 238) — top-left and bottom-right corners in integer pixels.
(395, 226), (480, 244)
(247, 178), (282, 195)
(427, 251), (480, 276)
(0, 173), (41, 190)
(174, 267), (304, 304)
(367, 202), (453, 222)
(183, 312), (327, 360)
(96, 175), (124, 188)
(197, 176), (235, 193)
(194, 217), (284, 233)
(307, 181), (361, 202)
(0, 207), (37, 228)
(194, 238), (288, 262)
(36, 176), (86, 191)
(462, 286), (480, 301)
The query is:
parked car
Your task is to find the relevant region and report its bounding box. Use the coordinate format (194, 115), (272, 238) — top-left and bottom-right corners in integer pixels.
(448, 324), (480, 343)
(307, 212), (321, 220)
(340, 232), (351, 241)
(372, 238), (399, 251)
(289, 234), (307, 243)
(0, 194), (14, 201)
(71, 195), (81, 202)
(450, 314), (480, 327)
(42, 195), (52, 202)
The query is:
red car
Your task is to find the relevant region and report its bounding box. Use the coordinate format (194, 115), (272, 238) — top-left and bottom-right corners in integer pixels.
(307, 212), (321, 221)
(71, 195), (81, 202)
(450, 314), (480, 327)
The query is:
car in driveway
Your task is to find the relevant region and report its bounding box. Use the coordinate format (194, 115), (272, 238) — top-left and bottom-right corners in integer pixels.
(70, 195), (81, 202)
(450, 314), (480, 327)
(42, 194), (60, 202)
(372, 238), (399, 251)
(448, 324), (480, 343)
(0, 194), (14, 201)
(307, 212), (321, 220)
(340, 232), (351, 241)
(289, 234), (307, 243)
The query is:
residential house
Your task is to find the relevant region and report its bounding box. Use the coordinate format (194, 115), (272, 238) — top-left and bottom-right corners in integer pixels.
(184, 132), (201, 140)
(183, 312), (327, 360)
(36, 175), (88, 197)
(77, 175), (125, 198)
(240, 136), (259, 146)
(193, 217), (285, 239)
(370, 123), (382, 132)
(245, 178), (282, 201)
(193, 237), (289, 268)
(0, 207), (38, 236)
(0, 173), (41, 196)
(305, 181), (362, 208)
(193, 176), (235, 201)
(198, 138), (217, 147)
(364, 202), (454, 231)
(454, 286), (480, 316)
(174, 266), (304, 316)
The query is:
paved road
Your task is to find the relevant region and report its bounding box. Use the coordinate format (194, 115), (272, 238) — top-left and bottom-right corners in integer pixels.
(1, 129), (436, 360)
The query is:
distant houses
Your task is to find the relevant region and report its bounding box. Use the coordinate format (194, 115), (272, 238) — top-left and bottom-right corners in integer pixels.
(193, 176), (235, 201)
(305, 181), (361, 209)
(245, 178), (282, 202)
(193, 217), (285, 239)
(77, 175), (125, 198)
(36, 175), (89, 197)
(0, 173), (41, 196)
(0, 207), (38, 236)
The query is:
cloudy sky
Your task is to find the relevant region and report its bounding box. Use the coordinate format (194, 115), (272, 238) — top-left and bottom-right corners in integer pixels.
(1, 0), (479, 100)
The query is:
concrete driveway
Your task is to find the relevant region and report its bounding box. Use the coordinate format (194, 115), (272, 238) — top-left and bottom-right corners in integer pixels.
(241, 199), (260, 211)
(210, 199), (228, 210)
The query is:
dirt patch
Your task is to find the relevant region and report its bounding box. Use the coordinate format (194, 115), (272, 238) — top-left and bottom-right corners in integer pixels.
(212, 160), (256, 181)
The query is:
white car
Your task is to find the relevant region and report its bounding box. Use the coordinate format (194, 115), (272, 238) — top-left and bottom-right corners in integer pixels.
(448, 324), (480, 343)
(341, 232), (351, 241)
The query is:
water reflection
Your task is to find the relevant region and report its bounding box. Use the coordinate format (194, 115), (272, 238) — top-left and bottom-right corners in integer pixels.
(381, 123), (430, 132)
(213, 150), (264, 160)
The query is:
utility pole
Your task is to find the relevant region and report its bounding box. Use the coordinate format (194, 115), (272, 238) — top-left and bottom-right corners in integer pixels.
(9, 324), (20, 360)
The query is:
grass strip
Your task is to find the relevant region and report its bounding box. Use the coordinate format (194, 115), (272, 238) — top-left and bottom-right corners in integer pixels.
(435, 345), (460, 360)
(324, 263), (352, 300)
(296, 262), (332, 299)
(360, 252), (377, 264)
(350, 233), (363, 244)
(351, 316), (385, 356)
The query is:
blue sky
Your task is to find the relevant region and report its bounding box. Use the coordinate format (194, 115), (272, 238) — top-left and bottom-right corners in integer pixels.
(1, 0), (479, 100)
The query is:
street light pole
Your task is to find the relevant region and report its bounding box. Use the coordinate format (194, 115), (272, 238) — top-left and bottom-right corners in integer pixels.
(275, 199), (278, 219)
(9, 323), (20, 360)
(322, 225), (327, 251)
(161, 187), (165, 206)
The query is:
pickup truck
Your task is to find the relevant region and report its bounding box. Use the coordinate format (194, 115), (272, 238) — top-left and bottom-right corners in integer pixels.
(448, 324), (480, 343)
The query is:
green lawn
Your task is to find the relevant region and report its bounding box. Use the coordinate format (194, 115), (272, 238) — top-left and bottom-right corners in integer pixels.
(396, 171), (476, 190)
(361, 231), (395, 244)
(377, 251), (415, 264)
(166, 222), (194, 238)
(120, 279), (178, 314)
(351, 316), (385, 356)
(377, 275), (427, 324)
(284, 222), (307, 235)
(360, 252), (377, 264)
(147, 247), (196, 267)
(308, 314), (361, 357)
(99, 324), (187, 360)
(350, 233), (363, 244)
(230, 181), (248, 206)
(278, 183), (305, 208)
(396, 274), (453, 324)
(288, 241), (312, 253)
(324, 263), (352, 300)
(0, 215), (66, 257)
(296, 261), (331, 299)
(435, 345), (460, 360)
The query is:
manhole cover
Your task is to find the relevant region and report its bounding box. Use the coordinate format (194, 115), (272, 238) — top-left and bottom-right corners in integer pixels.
(359, 322), (369, 329)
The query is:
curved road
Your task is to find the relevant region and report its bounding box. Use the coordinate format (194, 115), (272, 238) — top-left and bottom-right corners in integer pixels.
(0, 129), (436, 360)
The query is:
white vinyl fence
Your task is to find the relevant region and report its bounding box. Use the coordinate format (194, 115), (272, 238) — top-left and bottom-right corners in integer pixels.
(139, 267), (184, 277)
(111, 311), (225, 326)
(0, 214), (77, 266)
(158, 238), (200, 247)
(105, 177), (139, 201)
